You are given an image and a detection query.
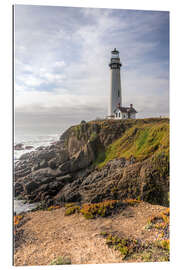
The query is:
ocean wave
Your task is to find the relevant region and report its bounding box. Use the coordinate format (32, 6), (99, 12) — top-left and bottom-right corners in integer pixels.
(14, 133), (60, 161)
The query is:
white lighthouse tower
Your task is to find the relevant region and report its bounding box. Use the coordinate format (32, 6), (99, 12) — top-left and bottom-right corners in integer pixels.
(108, 48), (122, 117)
(108, 48), (137, 119)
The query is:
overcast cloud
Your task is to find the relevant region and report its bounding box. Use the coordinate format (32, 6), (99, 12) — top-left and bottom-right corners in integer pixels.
(14, 5), (169, 135)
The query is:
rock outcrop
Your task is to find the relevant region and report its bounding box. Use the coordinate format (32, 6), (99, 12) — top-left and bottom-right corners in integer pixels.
(14, 118), (169, 207)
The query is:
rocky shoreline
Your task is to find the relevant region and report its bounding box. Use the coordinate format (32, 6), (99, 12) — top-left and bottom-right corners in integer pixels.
(14, 118), (169, 209)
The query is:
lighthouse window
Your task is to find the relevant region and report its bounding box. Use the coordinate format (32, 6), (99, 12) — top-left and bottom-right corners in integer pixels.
(118, 90), (120, 97)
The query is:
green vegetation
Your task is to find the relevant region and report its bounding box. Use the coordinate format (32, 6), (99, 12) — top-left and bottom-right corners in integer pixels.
(145, 208), (169, 240)
(72, 124), (82, 140)
(89, 131), (98, 142)
(93, 150), (106, 166)
(102, 231), (169, 262)
(50, 256), (71, 265)
(80, 199), (140, 219)
(155, 239), (170, 251)
(47, 205), (61, 211)
(143, 208), (170, 261)
(95, 122), (169, 168)
(65, 205), (81, 216)
(104, 233), (139, 259)
(63, 199), (141, 219)
(80, 200), (121, 219)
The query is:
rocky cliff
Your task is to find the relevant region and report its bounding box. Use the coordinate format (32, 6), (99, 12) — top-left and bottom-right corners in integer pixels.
(14, 118), (169, 207)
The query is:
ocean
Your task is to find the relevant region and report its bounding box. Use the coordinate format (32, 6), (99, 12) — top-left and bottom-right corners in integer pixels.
(14, 133), (60, 214)
(14, 133), (60, 160)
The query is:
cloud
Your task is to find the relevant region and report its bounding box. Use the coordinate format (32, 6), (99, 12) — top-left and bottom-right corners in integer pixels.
(14, 5), (169, 134)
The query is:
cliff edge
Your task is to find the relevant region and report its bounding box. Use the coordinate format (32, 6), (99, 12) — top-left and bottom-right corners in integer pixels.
(14, 118), (169, 207)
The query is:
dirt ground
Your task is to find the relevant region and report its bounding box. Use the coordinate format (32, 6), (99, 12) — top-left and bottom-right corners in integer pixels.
(14, 201), (167, 266)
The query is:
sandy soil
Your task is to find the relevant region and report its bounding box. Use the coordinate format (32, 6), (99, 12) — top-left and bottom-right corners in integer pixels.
(14, 202), (167, 266)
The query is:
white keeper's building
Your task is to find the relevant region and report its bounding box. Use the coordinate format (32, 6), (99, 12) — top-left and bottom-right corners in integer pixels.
(108, 48), (137, 119)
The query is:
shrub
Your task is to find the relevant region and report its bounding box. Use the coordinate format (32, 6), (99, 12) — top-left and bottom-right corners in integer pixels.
(148, 208), (169, 226)
(65, 203), (76, 208)
(123, 198), (141, 205)
(80, 200), (121, 219)
(145, 208), (169, 241)
(155, 239), (170, 251)
(50, 256), (71, 265)
(65, 205), (80, 216)
(81, 120), (86, 124)
(104, 233), (139, 259)
(89, 132), (98, 142)
(14, 215), (23, 226)
(47, 205), (61, 211)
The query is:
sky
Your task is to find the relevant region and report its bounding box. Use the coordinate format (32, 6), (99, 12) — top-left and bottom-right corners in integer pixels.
(14, 5), (169, 135)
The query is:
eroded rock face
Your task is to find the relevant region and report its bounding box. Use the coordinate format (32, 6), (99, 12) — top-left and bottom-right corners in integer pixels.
(14, 119), (169, 206)
(55, 157), (169, 206)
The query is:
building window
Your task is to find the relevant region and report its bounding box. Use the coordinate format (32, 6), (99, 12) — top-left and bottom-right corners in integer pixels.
(118, 90), (120, 97)
(119, 112), (121, 118)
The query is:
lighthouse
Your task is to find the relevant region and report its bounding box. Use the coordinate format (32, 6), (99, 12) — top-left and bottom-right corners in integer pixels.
(108, 48), (137, 119)
(108, 48), (122, 117)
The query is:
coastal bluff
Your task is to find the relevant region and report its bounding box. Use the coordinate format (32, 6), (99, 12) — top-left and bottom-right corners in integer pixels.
(14, 118), (169, 207)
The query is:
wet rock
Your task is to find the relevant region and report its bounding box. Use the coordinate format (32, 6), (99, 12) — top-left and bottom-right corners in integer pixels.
(39, 159), (48, 168)
(48, 158), (58, 169)
(14, 182), (23, 197)
(25, 181), (40, 194)
(14, 143), (24, 150)
(36, 146), (46, 151)
(19, 152), (32, 160)
(25, 145), (34, 150)
(56, 174), (72, 183)
(15, 168), (31, 179)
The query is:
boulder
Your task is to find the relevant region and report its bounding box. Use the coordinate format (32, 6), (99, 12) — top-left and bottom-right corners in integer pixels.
(39, 159), (48, 168)
(59, 161), (71, 174)
(48, 158), (58, 169)
(19, 152), (31, 160)
(14, 143), (24, 150)
(25, 145), (34, 150)
(14, 182), (24, 197)
(35, 149), (56, 161)
(25, 181), (40, 194)
(56, 174), (72, 183)
(35, 146), (46, 151)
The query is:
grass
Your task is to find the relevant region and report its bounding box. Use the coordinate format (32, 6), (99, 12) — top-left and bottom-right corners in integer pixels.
(95, 122), (169, 168)
(89, 131), (98, 142)
(50, 256), (71, 265)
